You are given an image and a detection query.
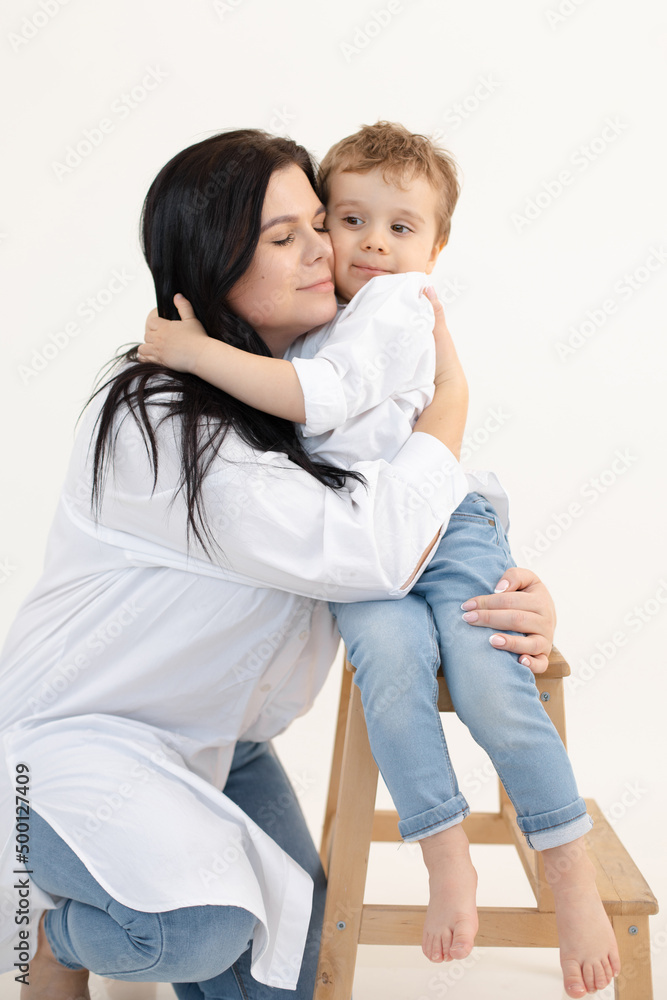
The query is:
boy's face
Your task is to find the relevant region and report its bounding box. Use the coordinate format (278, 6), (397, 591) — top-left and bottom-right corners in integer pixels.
(325, 167), (445, 304)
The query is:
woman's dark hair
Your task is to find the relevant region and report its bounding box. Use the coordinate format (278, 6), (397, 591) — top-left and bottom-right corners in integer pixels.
(84, 128), (367, 559)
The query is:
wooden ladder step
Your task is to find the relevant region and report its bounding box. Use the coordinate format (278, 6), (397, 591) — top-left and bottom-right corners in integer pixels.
(583, 799), (658, 916)
(371, 809), (513, 844)
(359, 905), (559, 947)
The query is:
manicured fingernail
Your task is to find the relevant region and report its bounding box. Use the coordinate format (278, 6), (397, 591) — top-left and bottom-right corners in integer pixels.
(520, 656), (531, 666)
(489, 634), (506, 647)
(494, 580), (510, 593)
(462, 611), (478, 622)
(460, 600), (477, 611)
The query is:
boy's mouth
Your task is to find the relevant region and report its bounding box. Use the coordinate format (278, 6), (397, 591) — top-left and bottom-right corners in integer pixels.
(352, 263), (393, 276)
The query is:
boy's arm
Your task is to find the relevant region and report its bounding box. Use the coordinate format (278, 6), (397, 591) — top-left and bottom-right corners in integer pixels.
(139, 294), (306, 422)
(292, 272), (436, 438)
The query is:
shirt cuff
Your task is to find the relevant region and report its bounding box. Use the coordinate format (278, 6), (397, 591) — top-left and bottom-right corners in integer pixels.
(291, 356), (348, 437)
(390, 431), (469, 522)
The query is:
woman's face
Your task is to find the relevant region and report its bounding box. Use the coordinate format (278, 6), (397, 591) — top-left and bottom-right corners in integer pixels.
(226, 164), (337, 358)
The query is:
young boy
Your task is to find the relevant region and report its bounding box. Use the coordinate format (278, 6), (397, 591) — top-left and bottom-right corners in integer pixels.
(139, 122), (620, 997)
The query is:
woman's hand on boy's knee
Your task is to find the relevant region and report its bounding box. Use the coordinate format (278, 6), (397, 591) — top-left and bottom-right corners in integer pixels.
(460, 567), (556, 674)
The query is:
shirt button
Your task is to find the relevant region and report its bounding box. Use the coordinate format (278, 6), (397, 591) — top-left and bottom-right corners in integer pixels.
(260, 683), (271, 692)
(299, 630), (308, 640)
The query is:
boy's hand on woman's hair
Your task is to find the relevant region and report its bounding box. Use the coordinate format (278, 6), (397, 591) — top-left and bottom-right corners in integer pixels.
(139, 295), (210, 374)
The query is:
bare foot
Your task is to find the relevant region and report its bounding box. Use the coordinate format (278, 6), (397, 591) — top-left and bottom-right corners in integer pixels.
(543, 838), (621, 996)
(21, 909), (91, 1000)
(418, 822), (479, 963)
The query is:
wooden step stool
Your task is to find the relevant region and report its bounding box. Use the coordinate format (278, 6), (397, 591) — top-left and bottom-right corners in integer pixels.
(314, 646), (658, 998)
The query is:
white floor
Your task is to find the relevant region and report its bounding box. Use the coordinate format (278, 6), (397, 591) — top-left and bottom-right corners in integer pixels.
(0, 841), (632, 999)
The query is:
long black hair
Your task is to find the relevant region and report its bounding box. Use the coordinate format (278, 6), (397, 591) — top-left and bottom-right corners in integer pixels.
(84, 129), (367, 559)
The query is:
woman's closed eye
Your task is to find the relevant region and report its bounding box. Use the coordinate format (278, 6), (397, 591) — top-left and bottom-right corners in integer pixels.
(273, 225), (329, 246)
(273, 233), (295, 246)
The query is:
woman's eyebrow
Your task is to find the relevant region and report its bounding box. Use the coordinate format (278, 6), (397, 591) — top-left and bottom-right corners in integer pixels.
(260, 205), (327, 233)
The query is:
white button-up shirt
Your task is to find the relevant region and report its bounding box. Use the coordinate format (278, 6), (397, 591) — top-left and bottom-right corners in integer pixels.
(0, 361), (471, 988)
(285, 271), (510, 531)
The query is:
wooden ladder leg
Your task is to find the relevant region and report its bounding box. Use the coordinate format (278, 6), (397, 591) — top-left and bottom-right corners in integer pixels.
(612, 914), (654, 999)
(320, 661), (354, 877)
(314, 674), (379, 999)
(534, 671), (568, 912)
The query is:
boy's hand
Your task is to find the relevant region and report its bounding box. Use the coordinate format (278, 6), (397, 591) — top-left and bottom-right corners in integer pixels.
(422, 286), (467, 389)
(138, 294), (210, 374)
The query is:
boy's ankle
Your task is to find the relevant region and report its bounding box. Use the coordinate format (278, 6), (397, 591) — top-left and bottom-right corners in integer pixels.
(418, 822), (470, 859)
(542, 843), (597, 888)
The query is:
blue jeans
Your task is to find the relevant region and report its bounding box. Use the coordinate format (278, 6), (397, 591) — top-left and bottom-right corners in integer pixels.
(28, 740), (327, 998)
(329, 492), (593, 851)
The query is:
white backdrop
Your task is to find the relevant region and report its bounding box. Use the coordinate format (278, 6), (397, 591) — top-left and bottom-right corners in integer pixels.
(1, 1), (665, 997)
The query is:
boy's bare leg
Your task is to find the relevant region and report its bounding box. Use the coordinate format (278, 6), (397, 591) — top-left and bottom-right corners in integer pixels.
(418, 822), (479, 962)
(542, 835), (621, 997)
(21, 909), (91, 1000)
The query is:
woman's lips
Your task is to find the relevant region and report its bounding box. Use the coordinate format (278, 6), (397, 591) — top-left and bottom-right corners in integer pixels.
(299, 279), (335, 291)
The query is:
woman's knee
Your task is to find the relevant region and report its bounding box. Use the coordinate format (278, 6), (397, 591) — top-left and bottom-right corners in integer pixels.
(96, 902), (256, 981)
(157, 904), (257, 981)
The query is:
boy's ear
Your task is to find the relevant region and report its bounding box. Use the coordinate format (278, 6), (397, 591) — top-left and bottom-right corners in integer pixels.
(424, 236), (448, 275)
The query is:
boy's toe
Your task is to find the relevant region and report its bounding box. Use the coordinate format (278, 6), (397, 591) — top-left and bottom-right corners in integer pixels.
(582, 960), (597, 993)
(594, 959), (610, 989)
(562, 959), (586, 997)
(422, 931), (443, 963)
(600, 956), (614, 985)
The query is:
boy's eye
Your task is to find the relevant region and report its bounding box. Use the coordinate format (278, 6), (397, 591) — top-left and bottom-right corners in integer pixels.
(343, 216), (363, 226)
(391, 224), (412, 234)
(273, 234), (295, 246)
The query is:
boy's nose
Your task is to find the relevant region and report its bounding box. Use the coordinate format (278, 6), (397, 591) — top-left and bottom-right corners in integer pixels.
(358, 224), (388, 253)
(362, 237), (388, 253)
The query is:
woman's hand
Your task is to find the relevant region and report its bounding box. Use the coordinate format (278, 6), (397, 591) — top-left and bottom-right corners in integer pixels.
(413, 287), (468, 459)
(422, 285), (467, 389)
(138, 294), (209, 374)
(460, 567), (556, 674)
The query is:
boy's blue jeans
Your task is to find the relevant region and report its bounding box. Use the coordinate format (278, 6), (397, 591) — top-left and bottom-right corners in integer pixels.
(28, 740), (327, 998)
(329, 492), (593, 851)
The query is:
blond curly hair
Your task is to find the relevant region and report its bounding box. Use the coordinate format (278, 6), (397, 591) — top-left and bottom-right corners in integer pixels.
(318, 120), (461, 246)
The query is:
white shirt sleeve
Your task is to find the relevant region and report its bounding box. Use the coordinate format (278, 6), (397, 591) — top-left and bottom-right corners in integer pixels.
(66, 387), (469, 604)
(290, 272), (436, 437)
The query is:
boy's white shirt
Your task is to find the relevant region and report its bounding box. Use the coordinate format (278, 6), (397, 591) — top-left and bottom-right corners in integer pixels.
(284, 271), (510, 532)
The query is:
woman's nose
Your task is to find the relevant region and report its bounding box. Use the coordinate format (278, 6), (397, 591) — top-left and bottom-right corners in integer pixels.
(309, 231), (333, 262)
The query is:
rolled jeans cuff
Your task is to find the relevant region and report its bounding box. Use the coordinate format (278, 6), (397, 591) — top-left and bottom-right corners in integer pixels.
(44, 905), (86, 971)
(517, 797), (594, 850)
(398, 793), (470, 842)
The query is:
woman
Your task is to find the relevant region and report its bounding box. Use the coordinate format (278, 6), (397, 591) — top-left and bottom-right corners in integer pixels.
(0, 129), (556, 999)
